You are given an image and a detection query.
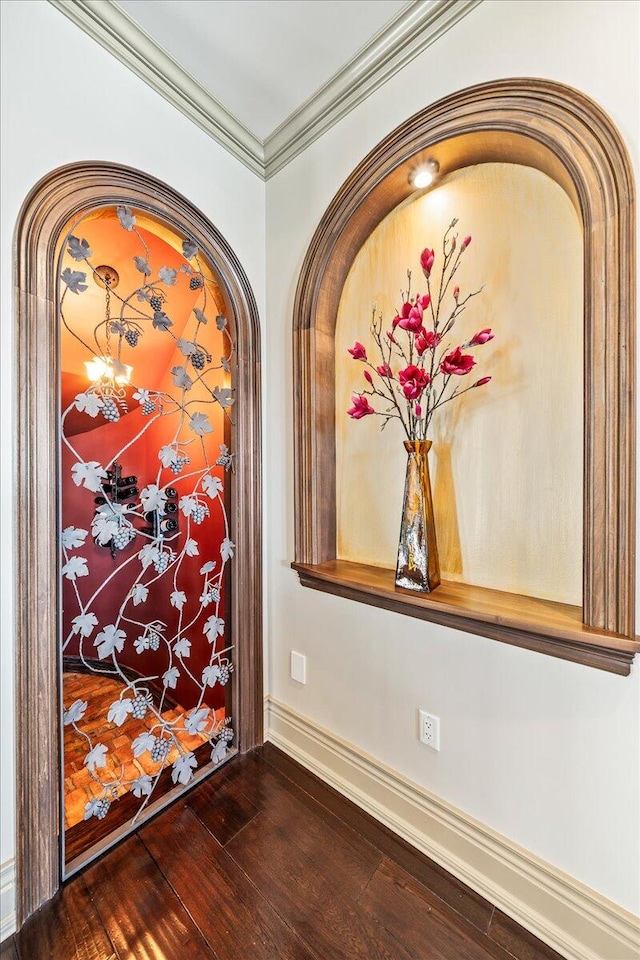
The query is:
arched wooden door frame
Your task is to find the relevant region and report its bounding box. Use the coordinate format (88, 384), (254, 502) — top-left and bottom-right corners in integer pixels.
(14, 161), (263, 921)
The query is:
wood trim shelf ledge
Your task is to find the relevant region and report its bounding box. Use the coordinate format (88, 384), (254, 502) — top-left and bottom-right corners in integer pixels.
(292, 560), (640, 676)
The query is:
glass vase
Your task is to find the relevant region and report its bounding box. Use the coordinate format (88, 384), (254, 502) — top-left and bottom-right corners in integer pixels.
(395, 440), (441, 593)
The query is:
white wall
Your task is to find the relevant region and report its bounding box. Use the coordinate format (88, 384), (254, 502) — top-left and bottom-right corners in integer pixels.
(266, 0), (640, 914)
(1, 0), (639, 929)
(0, 0), (266, 873)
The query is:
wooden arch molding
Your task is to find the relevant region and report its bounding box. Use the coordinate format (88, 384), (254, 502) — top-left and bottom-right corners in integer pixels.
(14, 161), (263, 921)
(293, 78), (637, 672)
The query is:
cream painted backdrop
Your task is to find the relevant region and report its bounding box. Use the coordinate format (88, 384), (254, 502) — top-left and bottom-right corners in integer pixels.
(336, 163), (583, 604)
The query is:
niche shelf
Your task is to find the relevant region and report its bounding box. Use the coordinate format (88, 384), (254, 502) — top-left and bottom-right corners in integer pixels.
(291, 78), (638, 675)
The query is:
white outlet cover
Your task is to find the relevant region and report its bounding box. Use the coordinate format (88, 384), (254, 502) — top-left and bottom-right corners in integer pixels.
(419, 709), (440, 750)
(290, 650), (307, 684)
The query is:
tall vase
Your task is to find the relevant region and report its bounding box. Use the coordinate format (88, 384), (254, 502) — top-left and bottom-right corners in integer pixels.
(395, 440), (441, 593)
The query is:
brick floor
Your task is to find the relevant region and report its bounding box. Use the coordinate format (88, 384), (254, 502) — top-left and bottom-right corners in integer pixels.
(63, 672), (225, 829)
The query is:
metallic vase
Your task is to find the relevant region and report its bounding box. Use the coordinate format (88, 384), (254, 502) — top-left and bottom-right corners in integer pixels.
(395, 440), (441, 593)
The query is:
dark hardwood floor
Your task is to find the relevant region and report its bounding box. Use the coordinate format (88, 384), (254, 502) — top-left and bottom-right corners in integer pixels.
(2, 745), (564, 960)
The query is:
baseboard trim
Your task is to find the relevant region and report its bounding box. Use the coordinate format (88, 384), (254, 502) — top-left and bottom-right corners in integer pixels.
(0, 858), (16, 940)
(265, 696), (640, 960)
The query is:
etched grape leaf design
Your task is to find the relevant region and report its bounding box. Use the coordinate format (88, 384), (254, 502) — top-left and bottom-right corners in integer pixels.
(133, 255), (151, 275)
(163, 666), (180, 689)
(117, 205), (136, 231)
(61, 268), (88, 294)
(74, 392), (103, 417)
(213, 386), (234, 409)
(107, 698), (134, 726)
(63, 699), (88, 725)
(84, 743), (108, 771)
(71, 460), (107, 492)
(131, 775), (153, 798)
(220, 538), (235, 562)
(202, 665), (220, 687)
(184, 708), (208, 735)
(153, 311), (173, 331)
(170, 590), (187, 610)
(211, 740), (228, 764)
(189, 411), (213, 436)
(177, 338), (197, 357)
(171, 365), (193, 390)
(139, 543), (160, 570)
(131, 583), (149, 606)
(71, 612), (98, 637)
(61, 526), (88, 549)
(141, 484), (167, 514)
(172, 752), (197, 785)
(61, 556), (89, 581)
(202, 475), (223, 498)
(132, 732), (155, 757)
(204, 616), (225, 642)
(67, 236), (92, 261)
(159, 266), (177, 286)
(95, 624), (126, 659)
(173, 637), (191, 659)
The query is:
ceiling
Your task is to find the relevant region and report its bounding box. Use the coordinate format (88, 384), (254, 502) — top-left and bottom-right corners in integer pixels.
(117, 0), (410, 140)
(51, 0), (480, 177)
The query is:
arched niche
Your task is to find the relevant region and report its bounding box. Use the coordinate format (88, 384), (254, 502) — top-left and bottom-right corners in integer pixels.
(292, 78), (638, 673)
(15, 161), (262, 920)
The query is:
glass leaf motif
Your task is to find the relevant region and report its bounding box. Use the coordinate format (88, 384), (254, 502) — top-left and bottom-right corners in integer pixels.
(59, 209), (235, 841)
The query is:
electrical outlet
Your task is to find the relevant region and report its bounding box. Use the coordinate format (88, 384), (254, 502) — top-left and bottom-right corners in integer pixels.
(419, 710), (440, 750)
(290, 650), (307, 684)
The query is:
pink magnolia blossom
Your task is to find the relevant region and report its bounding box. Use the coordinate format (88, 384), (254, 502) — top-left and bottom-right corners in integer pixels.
(420, 247), (435, 278)
(469, 328), (494, 346)
(453, 285), (460, 300)
(392, 301), (412, 328)
(386, 330), (397, 344)
(415, 328), (441, 356)
(376, 363), (393, 378)
(398, 305), (424, 333)
(347, 394), (375, 419)
(363, 369), (373, 384)
(348, 341), (367, 360)
(440, 347), (476, 376)
(474, 376), (492, 387)
(462, 235), (472, 249)
(415, 403), (422, 418)
(398, 364), (430, 401)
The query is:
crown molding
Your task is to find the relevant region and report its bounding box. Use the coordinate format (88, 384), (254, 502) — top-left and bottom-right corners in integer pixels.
(264, 0), (482, 178)
(48, 0), (482, 181)
(48, 0), (266, 178)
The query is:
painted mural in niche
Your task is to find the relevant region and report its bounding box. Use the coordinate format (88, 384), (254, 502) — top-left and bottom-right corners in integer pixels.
(59, 205), (235, 863)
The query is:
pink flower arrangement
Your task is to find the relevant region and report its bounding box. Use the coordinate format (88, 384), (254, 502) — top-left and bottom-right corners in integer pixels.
(346, 220), (494, 437)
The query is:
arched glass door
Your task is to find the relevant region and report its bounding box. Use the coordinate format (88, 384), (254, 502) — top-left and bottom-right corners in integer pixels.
(58, 204), (237, 873)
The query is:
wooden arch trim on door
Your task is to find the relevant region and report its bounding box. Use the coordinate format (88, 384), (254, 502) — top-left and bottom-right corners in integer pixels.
(14, 161), (263, 921)
(292, 77), (637, 672)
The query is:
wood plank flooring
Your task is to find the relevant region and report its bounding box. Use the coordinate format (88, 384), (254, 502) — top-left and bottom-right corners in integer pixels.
(2, 746), (565, 960)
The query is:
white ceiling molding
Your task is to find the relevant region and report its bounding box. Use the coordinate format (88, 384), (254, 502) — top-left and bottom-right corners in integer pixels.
(49, 0), (265, 177)
(263, 0), (482, 179)
(48, 0), (482, 181)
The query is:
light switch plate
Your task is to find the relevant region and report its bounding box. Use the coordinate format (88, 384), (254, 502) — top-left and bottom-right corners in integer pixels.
(290, 650), (307, 684)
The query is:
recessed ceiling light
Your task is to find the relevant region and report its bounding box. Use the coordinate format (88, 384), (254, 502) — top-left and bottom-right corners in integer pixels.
(411, 159), (440, 190)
